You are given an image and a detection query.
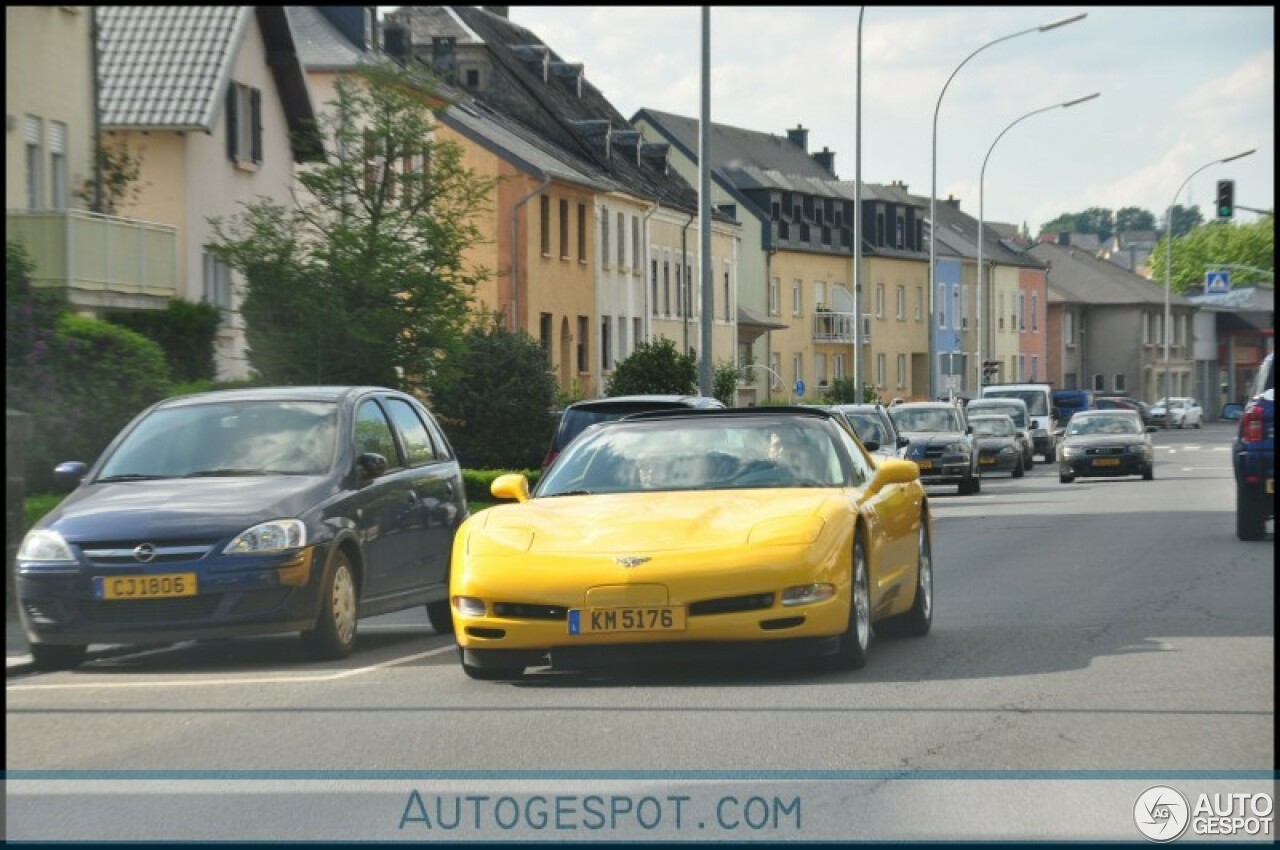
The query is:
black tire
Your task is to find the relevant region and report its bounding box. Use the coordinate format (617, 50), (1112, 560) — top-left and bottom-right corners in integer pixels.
(30, 643), (87, 671)
(958, 474), (979, 495)
(833, 528), (872, 670)
(1194, 421), (1201, 429)
(427, 598), (454, 635)
(459, 648), (524, 681)
(1025, 451), (1034, 469)
(1059, 472), (1075, 484)
(1236, 486), (1268, 541)
(876, 518), (933, 638)
(1142, 464), (1154, 481)
(1013, 456), (1025, 479)
(301, 549), (358, 660)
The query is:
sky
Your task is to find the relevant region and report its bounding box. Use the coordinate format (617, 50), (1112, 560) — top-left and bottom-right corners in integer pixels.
(392, 6), (1274, 236)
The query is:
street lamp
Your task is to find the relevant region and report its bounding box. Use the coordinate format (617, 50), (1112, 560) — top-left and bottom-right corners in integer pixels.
(929, 12), (1087, 399)
(741, 363), (792, 405)
(1161, 148), (1255, 424)
(977, 93), (1099, 390)
(853, 6), (865, 396)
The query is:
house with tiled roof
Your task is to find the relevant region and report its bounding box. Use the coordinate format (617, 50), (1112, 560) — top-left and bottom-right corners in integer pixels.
(383, 6), (743, 400)
(1027, 240), (1197, 402)
(6, 7), (179, 317)
(95, 6), (320, 379)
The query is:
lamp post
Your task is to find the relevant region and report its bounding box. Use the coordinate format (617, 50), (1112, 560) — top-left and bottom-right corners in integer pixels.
(928, 12), (1086, 399)
(1161, 148), (1255, 425)
(741, 363), (792, 405)
(977, 93), (1099, 390)
(853, 7), (864, 398)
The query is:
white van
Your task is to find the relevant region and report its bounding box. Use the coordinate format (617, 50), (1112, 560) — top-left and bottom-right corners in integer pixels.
(980, 383), (1057, 461)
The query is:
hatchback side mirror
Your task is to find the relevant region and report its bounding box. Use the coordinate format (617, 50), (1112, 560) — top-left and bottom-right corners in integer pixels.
(897, 435), (911, 448)
(862, 439), (881, 452)
(53, 461), (87, 491)
(356, 452), (388, 481)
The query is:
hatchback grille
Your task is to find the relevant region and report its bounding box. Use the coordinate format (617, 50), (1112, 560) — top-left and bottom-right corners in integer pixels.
(77, 595), (222, 624)
(492, 602), (568, 621)
(923, 448), (945, 459)
(79, 540), (215, 566)
(1084, 447), (1124, 456)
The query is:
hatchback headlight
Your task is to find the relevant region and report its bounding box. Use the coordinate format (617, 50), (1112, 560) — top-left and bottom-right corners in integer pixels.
(1062, 446), (1082, 458)
(942, 444), (968, 458)
(223, 519), (306, 554)
(17, 529), (76, 563)
(999, 447), (1016, 456)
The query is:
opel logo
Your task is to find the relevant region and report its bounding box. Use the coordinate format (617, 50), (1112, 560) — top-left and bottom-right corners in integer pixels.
(614, 556), (651, 568)
(133, 543), (157, 563)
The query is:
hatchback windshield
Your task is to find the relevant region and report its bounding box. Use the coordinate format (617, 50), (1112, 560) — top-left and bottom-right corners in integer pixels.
(982, 389), (1049, 416)
(968, 402), (1026, 428)
(538, 418), (845, 495)
(1066, 414), (1142, 436)
(889, 407), (964, 434)
(970, 416), (1014, 437)
(844, 412), (888, 445)
(97, 401), (339, 480)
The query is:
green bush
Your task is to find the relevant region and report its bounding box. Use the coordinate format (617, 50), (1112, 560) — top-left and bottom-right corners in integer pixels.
(24, 493), (64, 532)
(105, 299), (220, 382)
(605, 336), (696, 396)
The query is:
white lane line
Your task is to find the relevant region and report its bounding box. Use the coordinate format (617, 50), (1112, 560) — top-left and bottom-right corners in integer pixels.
(6, 644), (455, 692)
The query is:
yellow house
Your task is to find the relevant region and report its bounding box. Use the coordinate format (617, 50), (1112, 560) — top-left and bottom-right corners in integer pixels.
(93, 7), (321, 380)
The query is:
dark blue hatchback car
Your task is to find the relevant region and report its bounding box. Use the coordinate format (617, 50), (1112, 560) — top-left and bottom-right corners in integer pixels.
(16, 386), (467, 670)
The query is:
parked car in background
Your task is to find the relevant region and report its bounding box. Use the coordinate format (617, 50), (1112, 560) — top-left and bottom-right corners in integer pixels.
(1233, 351), (1274, 541)
(969, 414), (1025, 478)
(451, 407), (932, 679)
(1150, 397), (1202, 429)
(542, 395), (724, 471)
(15, 386), (468, 670)
(980, 383), (1057, 462)
(1095, 395), (1155, 427)
(1057, 409), (1155, 484)
(829, 403), (910, 461)
(889, 402), (981, 494)
(1052, 389), (1093, 422)
(964, 397), (1034, 469)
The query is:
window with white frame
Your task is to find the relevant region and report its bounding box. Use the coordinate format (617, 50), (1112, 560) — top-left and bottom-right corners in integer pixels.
(674, 263), (682, 317)
(1114, 374), (1126, 393)
(875, 283), (885, 319)
(202, 251), (233, 322)
(896, 285), (905, 320)
(663, 252), (671, 315)
(559, 199), (569, 258)
(770, 352), (782, 389)
(651, 257), (659, 313)
(792, 352), (803, 386)
(833, 354), (845, 380)
(601, 206), (610, 266)
(769, 277), (780, 316)
(792, 280), (802, 316)
(915, 285), (923, 321)
(937, 283), (946, 328)
(1092, 373), (1105, 392)
(633, 317), (642, 351)
(49, 121), (68, 210)
(1065, 310), (1075, 346)
(618, 316), (628, 359)
(876, 353), (886, 388)
(601, 316), (612, 370)
(897, 353), (906, 388)
(226, 82), (262, 166)
(999, 292), (1006, 330)
(1031, 291), (1039, 332)
(631, 216), (640, 274)
(1018, 291), (1026, 332)
(616, 211), (625, 267)
(814, 281), (826, 312)
(815, 353), (827, 386)
(1143, 312), (1151, 345)
(25, 115), (42, 209)
(954, 284), (963, 329)
(1019, 355), (1026, 381)
(1031, 355), (1039, 381)
(723, 260), (732, 322)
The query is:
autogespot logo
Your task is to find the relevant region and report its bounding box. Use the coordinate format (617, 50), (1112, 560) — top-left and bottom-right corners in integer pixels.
(1135, 785), (1191, 842)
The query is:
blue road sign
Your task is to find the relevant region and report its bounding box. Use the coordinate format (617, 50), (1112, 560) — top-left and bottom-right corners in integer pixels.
(1205, 270), (1231, 293)
(794, 379), (806, 398)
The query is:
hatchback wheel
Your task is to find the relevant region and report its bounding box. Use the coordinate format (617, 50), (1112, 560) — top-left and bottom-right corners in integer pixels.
(302, 550), (358, 660)
(1013, 456), (1025, 479)
(1236, 486), (1268, 541)
(30, 643), (87, 671)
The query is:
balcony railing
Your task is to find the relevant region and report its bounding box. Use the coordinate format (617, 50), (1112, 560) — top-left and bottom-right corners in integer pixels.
(812, 310), (856, 343)
(6, 209), (177, 310)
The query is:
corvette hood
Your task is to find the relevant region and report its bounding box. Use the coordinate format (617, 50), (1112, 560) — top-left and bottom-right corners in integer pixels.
(479, 490), (838, 554)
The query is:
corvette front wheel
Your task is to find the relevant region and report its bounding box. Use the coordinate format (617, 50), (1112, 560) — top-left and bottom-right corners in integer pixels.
(833, 529), (871, 670)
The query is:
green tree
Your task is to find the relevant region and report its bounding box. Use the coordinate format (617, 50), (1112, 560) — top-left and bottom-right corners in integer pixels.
(605, 336), (697, 396)
(712, 360), (741, 406)
(430, 314), (558, 469)
(208, 62), (494, 391)
(105, 299), (221, 382)
(1164, 204), (1204, 239)
(823, 376), (860, 404)
(1149, 218), (1274, 294)
(1114, 206), (1157, 234)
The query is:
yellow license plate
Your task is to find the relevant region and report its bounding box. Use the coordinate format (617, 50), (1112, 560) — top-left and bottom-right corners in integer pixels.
(916, 460), (934, 470)
(568, 606), (686, 635)
(1092, 458), (1121, 467)
(980, 457), (997, 465)
(95, 573), (198, 600)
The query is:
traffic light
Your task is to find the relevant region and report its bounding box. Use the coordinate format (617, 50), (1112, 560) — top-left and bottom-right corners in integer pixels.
(1216, 179), (1235, 220)
(982, 360), (1000, 385)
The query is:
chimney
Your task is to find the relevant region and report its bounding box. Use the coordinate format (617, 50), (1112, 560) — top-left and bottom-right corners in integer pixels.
(383, 23), (410, 64)
(944, 194), (960, 209)
(432, 36), (457, 83)
(482, 6), (509, 17)
(812, 146), (836, 176)
(786, 124), (809, 152)
(889, 179), (909, 191)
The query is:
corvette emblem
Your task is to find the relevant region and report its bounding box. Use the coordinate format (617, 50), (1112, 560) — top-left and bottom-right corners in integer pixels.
(614, 556), (651, 568)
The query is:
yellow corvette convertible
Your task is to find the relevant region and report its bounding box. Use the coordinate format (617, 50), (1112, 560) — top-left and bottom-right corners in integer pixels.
(450, 407), (932, 680)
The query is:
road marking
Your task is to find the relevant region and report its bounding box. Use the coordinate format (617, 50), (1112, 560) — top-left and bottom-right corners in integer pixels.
(6, 644), (455, 692)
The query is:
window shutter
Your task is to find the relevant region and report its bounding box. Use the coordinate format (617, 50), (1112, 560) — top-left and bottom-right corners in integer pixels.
(226, 85), (238, 161)
(49, 121), (66, 154)
(250, 87), (262, 164)
(24, 115), (41, 145)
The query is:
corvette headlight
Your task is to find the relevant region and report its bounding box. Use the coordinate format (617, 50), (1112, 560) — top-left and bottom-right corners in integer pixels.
(781, 583), (835, 607)
(223, 519), (306, 554)
(453, 596), (486, 616)
(17, 529), (76, 563)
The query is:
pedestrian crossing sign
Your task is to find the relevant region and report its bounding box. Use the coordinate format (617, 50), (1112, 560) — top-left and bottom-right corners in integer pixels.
(1205, 270), (1230, 293)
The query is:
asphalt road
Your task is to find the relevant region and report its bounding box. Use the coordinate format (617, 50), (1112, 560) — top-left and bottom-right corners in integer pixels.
(6, 422), (1273, 841)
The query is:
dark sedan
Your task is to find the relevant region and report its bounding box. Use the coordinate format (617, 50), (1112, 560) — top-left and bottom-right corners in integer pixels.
(15, 386), (467, 670)
(829, 403), (910, 461)
(1057, 410), (1155, 484)
(970, 414), (1025, 478)
(889, 402), (980, 494)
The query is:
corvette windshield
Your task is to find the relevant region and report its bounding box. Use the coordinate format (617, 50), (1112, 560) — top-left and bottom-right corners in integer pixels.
(538, 418), (845, 495)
